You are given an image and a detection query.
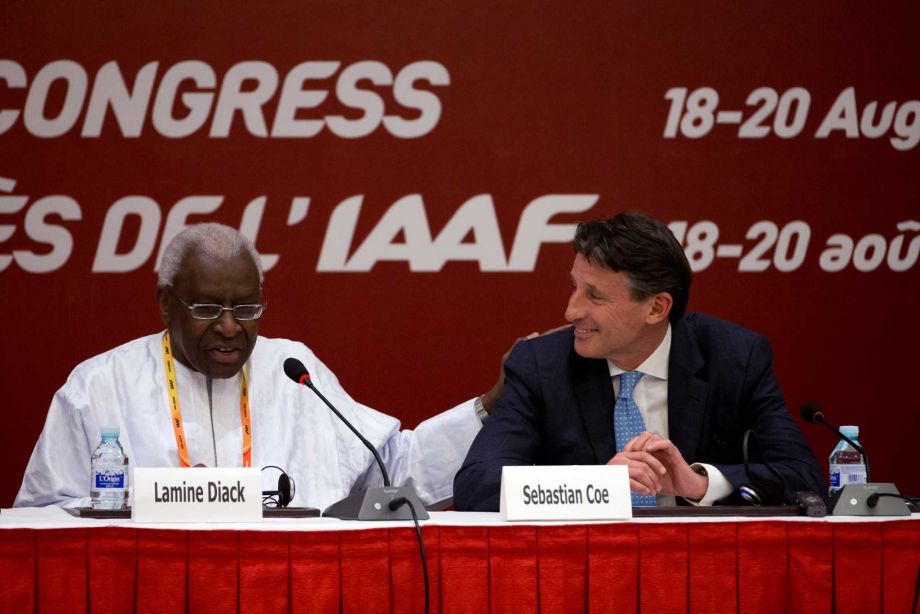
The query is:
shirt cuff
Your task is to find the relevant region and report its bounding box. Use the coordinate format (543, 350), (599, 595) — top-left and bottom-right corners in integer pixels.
(684, 463), (733, 506)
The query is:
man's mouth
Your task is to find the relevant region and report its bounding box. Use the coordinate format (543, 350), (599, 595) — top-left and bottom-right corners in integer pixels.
(573, 326), (598, 336)
(208, 346), (242, 363)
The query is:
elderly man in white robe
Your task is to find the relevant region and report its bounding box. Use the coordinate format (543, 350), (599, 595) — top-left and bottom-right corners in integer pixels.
(15, 223), (499, 510)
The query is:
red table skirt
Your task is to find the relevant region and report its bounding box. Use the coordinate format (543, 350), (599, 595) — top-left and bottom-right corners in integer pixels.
(1, 520), (917, 613)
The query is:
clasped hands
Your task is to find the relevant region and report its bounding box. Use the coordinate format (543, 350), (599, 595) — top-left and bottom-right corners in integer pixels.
(606, 432), (708, 501)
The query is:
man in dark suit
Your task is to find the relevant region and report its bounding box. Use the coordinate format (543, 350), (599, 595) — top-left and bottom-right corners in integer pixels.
(454, 211), (824, 511)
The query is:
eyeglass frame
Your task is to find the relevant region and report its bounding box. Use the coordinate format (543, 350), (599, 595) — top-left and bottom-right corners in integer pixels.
(169, 289), (268, 321)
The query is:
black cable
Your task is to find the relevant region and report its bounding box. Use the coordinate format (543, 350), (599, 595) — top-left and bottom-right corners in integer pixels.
(913, 564), (919, 614)
(741, 429), (789, 505)
(389, 497), (429, 614)
(866, 493), (919, 508)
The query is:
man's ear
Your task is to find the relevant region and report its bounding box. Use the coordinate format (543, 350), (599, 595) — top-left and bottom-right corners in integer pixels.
(647, 292), (673, 325)
(157, 288), (170, 326)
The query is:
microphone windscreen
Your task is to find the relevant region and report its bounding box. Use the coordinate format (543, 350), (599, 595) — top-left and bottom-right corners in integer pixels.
(278, 473), (291, 507)
(283, 357), (309, 384)
(800, 403), (823, 423)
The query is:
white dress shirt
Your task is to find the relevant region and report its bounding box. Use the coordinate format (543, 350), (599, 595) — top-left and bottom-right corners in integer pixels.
(608, 325), (732, 506)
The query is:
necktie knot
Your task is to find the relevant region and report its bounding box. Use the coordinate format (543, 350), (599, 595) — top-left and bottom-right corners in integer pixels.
(619, 371), (644, 400)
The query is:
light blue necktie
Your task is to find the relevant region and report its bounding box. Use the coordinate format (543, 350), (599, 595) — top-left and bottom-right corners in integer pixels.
(614, 371), (656, 507)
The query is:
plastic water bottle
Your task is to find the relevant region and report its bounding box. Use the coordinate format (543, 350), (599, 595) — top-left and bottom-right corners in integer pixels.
(91, 426), (129, 510)
(828, 425), (867, 497)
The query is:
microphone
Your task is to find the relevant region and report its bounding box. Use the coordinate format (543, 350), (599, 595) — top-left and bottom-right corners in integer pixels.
(260, 465), (294, 508)
(283, 357), (429, 520)
(800, 403), (908, 516)
(284, 357), (390, 486)
(800, 402), (870, 481)
(283, 357), (310, 386)
(799, 402), (823, 425)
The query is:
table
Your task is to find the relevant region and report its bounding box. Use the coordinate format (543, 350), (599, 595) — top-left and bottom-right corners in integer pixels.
(1, 508), (918, 613)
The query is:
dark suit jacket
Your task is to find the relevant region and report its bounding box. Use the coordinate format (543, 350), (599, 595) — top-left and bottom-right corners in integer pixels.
(454, 313), (824, 511)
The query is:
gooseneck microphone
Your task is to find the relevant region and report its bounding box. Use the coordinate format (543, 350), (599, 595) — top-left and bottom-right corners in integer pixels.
(800, 402), (871, 482)
(800, 402), (911, 516)
(282, 357), (430, 521)
(284, 357), (391, 486)
(284, 357), (433, 613)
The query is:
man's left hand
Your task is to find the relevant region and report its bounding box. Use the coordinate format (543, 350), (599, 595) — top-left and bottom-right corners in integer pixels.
(624, 432), (708, 500)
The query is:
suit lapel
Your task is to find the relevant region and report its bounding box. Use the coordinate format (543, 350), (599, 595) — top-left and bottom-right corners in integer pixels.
(574, 356), (617, 463)
(667, 318), (708, 463)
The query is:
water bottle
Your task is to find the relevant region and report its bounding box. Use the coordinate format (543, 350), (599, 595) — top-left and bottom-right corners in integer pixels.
(828, 425), (866, 497)
(91, 426), (129, 510)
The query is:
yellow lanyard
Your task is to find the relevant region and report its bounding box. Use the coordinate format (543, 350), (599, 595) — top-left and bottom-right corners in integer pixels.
(161, 333), (252, 467)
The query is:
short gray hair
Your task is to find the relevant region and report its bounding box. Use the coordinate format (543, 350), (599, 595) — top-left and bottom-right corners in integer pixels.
(157, 223), (264, 288)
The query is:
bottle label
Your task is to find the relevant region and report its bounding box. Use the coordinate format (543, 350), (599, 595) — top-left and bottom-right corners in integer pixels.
(94, 470), (126, 489)
(837, 465), (867, 485)
(829, 469), (841, 489)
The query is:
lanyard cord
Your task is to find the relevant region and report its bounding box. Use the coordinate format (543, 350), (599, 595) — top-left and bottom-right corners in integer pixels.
(161, 333), (252, 467)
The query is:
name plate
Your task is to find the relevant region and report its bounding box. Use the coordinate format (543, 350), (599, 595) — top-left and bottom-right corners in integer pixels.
(133, 467), (262, 522)
(500, 465), (632, 521)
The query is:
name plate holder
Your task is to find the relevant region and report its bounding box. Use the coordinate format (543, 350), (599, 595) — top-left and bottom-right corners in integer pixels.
(133, 467), (262, 522)
(500, 465), (632, 521)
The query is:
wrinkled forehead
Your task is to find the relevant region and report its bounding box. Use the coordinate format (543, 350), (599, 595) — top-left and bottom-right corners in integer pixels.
(571, 253), (637, 291)
(571, 252), (616, 278)
(173, 247), (261, 299)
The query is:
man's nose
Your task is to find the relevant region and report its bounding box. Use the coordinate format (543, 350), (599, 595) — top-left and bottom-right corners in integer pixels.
(564, 292), (583, 323)
(213, 308), (241, 336)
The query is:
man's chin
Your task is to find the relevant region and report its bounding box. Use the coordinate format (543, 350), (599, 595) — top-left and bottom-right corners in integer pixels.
(200, 353), (249, 379)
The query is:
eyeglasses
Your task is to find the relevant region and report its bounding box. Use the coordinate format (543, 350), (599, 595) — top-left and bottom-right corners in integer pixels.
(172, 292), (267, 321)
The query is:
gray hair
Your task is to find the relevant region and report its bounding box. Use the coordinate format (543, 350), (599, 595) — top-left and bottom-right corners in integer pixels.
(157, 223), (264, 288)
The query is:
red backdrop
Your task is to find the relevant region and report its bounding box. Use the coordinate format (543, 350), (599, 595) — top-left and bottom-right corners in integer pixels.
(2, 2), (918, 506)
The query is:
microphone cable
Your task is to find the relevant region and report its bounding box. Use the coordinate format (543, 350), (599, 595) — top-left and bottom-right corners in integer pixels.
(389, 497), (429, 614)
(866, 492), (919, 509)
(913, 564), (919, 614)
(740, 429), (788, 505)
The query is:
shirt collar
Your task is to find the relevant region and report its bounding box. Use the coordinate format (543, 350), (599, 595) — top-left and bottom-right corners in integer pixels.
(607, 323), (671, 381)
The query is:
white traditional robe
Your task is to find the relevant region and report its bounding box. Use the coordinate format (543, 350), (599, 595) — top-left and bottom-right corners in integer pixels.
(14, 333), (481, 510)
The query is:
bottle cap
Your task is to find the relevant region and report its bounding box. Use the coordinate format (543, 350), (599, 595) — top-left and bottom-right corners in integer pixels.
(840, 425), (859, 438)
(100, 426), (120, 440)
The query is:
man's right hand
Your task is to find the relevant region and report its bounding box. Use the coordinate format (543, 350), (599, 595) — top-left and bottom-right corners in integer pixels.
(606, 445), (668, 495)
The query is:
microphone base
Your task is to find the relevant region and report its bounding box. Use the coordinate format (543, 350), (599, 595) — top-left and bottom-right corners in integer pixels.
(322, 486), (431, 521)
(829, 483), (909, 516)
